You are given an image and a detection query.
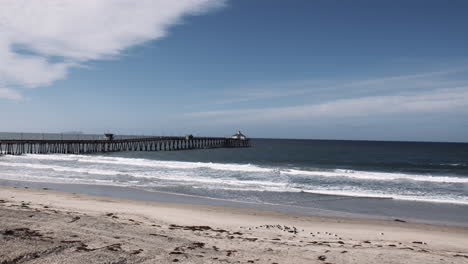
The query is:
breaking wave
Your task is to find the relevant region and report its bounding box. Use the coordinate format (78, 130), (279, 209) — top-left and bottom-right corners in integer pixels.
(0, 154), (467, 205)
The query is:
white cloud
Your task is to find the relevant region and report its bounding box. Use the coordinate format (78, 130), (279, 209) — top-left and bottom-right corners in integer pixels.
(0, 87), (22, 100)
(185, 87), (468, 123)
(0, 0), (224, 98)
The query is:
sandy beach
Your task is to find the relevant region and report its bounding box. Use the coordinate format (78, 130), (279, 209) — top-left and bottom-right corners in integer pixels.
(0, 185), (467, 264)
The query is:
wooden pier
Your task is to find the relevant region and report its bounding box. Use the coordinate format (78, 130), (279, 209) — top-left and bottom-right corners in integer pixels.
(0, 136), (251, 155)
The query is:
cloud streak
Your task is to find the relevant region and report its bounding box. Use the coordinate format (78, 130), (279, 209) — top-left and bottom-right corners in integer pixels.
(0, 0), (224, 99)
(185, 87), (468, 123)
(214, 68), (468, 105)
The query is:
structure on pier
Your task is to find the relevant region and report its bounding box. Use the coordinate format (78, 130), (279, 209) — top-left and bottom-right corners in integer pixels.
(231, 130), (247, 140)
(104, 133), (114, 140)
(0, 132), (251, 155)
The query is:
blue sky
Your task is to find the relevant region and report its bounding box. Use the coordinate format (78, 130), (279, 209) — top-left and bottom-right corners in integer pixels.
(1, 0), (468, 142)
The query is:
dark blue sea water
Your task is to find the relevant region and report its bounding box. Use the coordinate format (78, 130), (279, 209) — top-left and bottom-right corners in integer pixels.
(1, 135), (467, 207)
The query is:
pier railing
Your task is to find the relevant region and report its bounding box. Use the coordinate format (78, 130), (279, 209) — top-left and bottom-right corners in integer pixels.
(0, 136), (251, 155)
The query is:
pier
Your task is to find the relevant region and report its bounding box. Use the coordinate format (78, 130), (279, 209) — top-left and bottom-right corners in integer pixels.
(0, 134), (251, 155)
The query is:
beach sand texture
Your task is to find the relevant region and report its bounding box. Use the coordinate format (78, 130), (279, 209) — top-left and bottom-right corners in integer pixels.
(1, 186), (467, 264)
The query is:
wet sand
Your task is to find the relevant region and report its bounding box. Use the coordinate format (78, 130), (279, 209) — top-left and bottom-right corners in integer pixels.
(2, 179), (468, 227)
(1, 185), (468, 264)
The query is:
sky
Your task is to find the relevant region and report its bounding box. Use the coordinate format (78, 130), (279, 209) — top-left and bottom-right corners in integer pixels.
(1, 0), (468, 142)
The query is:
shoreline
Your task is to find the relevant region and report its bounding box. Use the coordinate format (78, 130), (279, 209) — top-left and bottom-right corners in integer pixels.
(1, 179), (468, 228)
(1, 185), (468, 263)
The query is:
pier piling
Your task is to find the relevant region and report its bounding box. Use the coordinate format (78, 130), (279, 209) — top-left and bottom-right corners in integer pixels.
(0, 136), (251, 155)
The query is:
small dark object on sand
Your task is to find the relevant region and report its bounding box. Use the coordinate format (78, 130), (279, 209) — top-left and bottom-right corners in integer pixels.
(149, 233), (168, 238)
(69, 216), (80, 223)
(106, 243), (122, 251)
(3, 230), (14, 235)
(3, 227), (43, 238)
(318, 255), (327, 261)
(394, 219), (407, 223)
(400, 247), (414, 250)
(189, 242), (205, 249)
(131, 249), (143, 255)
(60, 240), (82, 243)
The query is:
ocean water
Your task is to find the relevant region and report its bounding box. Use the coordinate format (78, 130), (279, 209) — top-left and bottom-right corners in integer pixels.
(1, 136), (467, 208)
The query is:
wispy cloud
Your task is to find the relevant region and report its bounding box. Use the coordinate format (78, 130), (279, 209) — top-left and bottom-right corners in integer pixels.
(185, 87), (468, 123)
(0, 0), (225, 99)
(214, 68), (468, 105)
(0, 87), (22, 100)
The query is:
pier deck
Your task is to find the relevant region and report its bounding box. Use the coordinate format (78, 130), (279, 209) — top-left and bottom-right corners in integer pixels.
(0, 136), (251, 155)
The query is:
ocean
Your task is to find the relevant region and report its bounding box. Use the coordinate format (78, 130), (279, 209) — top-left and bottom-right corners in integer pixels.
(1, 134), (468, 225)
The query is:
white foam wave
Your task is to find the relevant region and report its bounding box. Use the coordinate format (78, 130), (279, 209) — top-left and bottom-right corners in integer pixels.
(301, 189), (468, 205)
(0, 161), (285, 188)
(282, 169), (468, 183)
(11, 154), (468, 184)
(4, 154), (468, 184)
(440, 163), (467, 167)
(0, 161), (123, 177)
(15, 154), (273, 173)
(2, 154), (468, 205)
(194, 185), (468, 205)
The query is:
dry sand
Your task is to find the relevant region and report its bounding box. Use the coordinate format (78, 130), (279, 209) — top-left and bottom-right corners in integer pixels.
(0, 185), (467, 264)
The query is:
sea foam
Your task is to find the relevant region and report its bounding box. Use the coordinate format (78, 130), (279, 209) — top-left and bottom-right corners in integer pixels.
(1, 154), (467, 206)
